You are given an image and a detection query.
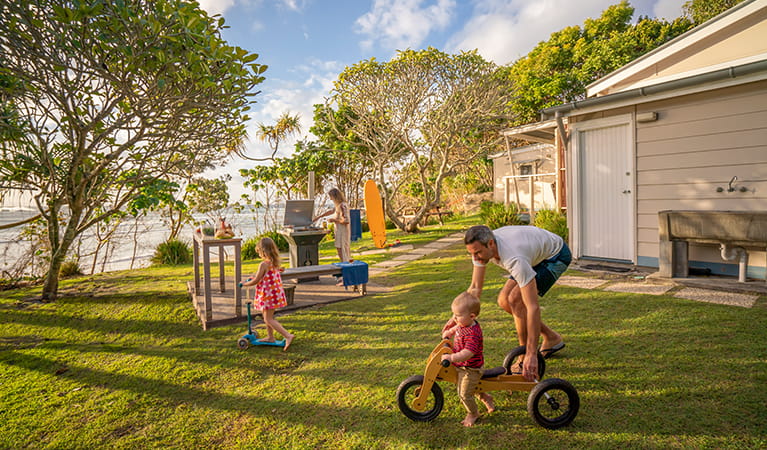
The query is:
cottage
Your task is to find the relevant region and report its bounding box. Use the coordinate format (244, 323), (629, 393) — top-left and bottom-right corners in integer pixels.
(501, 0), (767, 281)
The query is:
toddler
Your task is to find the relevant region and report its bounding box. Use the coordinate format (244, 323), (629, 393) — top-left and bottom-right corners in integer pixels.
(441, 292), (495, 426)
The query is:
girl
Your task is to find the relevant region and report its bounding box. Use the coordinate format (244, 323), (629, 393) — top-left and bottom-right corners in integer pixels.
(314, 187), (351, 263)
(241, 237), (295, 351)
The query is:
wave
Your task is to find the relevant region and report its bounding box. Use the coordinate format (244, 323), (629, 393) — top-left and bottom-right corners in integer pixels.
(0, 207), (36, 212)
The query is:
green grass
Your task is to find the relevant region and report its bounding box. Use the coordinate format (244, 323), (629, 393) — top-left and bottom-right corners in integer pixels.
(1, 216), (766, 449)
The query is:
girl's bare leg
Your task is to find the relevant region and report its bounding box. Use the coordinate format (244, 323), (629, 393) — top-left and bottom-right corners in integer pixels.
(262, 309), (295, 351)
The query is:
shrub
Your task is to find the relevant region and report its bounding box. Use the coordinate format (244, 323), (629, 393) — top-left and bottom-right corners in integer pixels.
(151, 239), (192, 265)
(479, 201), (525, 229)
(241, 236), (259, 260)
(260, 230), (289, 252)
(534, 209), (569, 242)
(59, 260), (83, 277)
(242, 230), (289, 260)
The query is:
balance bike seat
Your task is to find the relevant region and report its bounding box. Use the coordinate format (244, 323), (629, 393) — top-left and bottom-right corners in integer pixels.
(481, 366), (506, 379)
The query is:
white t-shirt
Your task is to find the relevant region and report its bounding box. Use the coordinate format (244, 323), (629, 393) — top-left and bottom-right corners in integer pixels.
(474, 226), (564, 288)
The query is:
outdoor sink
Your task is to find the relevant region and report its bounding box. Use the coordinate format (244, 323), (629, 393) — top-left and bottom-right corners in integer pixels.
(659, 210), (767, 248)
(658, 210), (767, 282)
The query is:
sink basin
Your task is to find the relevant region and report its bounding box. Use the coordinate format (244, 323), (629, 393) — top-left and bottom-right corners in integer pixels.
(659, 210), (767, 249)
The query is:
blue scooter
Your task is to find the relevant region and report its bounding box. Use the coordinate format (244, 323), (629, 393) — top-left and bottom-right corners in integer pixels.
(237, 302), (285, 349)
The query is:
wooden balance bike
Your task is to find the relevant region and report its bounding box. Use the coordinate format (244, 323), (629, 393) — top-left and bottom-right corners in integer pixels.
(396, 339), (580, 429)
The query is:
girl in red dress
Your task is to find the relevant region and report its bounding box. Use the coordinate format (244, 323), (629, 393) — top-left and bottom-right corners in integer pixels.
(241, 237), (295, 351)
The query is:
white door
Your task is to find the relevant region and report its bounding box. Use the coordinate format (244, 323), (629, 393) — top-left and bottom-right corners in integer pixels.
(573, 116), (634, 262)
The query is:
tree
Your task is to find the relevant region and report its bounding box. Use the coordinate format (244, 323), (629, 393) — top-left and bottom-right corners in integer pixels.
(0, 0), (266, 301)
(683, 0), (747, 24)
(186, 175), (232, 225)
(238, 112), (302, 161)
(307, 104), (372, 207)
(327, 48), (512, 231)
(506, 1), (693, 124)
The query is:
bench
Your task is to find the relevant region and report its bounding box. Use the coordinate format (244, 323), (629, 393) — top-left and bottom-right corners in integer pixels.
(245, 263), (369, 299)
(400, 207), (453, 226)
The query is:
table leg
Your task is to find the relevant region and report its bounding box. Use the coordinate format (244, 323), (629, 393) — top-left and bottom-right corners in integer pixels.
(203, 245), (212, 321)
(234, 242), (242, 317)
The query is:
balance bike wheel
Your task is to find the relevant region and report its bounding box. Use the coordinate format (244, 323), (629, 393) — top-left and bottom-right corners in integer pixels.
(527, 378), (580, 429)
(396, 375), (444, 422)
(502, 345), (546, 379)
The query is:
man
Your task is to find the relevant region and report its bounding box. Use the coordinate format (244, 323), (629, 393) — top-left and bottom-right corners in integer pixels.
(463, 225), (571, 382)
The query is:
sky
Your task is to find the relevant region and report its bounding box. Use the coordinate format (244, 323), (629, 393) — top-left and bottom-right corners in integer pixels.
(196, 0), (688, 199)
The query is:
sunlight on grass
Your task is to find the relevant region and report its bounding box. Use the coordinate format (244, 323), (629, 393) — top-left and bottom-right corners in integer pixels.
(1, 215), (766, 448)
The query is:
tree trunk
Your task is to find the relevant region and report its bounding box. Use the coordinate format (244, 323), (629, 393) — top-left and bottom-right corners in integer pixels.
(41, 208), (81, 302)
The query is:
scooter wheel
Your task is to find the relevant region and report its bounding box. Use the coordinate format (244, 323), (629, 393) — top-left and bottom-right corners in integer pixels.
(527, 378), (580, 429)
(396, 375), (444, 422)
(502, 345), (546, 379)
(237, 338), (249, 350)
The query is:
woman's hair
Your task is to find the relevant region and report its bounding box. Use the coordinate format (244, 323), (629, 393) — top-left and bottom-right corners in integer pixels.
(257, 237), (281, 266)
(464, 225), (495, 246)
(328, 188), (346, 203)
(453, 292), (481, 316)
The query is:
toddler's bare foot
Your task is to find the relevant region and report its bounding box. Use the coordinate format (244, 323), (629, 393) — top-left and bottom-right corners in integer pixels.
(461, 413), (480, 427)
(283, 334), (295, 351)
(257, 338), (275, 343)
(480, 393), (496, 413)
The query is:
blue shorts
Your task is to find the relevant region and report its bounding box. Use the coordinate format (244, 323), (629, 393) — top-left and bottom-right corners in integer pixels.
(511, 243), (572, 297)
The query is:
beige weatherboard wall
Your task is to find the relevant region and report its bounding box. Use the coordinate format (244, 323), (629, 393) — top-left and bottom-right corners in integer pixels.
(535, 0), (767, 281)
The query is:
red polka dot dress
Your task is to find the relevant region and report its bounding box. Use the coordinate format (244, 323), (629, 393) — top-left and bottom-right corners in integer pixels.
(254, 265), (288, 311)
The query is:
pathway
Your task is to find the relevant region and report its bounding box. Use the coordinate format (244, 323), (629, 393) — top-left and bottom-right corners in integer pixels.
(282, 231), (764, 321)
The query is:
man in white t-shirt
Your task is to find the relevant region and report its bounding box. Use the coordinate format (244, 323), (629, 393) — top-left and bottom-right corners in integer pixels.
(463, 225), (571, 382)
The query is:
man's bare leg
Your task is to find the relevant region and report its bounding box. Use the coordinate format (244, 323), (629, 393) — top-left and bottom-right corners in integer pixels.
(498, 280), (562, 349)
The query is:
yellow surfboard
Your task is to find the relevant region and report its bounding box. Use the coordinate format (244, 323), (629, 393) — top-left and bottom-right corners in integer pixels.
(364, 179), (387, 249)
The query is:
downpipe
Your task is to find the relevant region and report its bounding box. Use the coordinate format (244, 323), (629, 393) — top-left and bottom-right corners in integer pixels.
(719, 244), (748, 283)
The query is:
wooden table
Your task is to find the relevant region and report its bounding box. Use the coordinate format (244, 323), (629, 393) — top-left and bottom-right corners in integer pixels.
(192, 233), (242, 324)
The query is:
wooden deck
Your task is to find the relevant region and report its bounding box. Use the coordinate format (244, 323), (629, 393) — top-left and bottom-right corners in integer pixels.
(188, 271), (378, 330)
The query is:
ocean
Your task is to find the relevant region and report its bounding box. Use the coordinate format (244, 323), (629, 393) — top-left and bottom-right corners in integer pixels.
(0, 206), (280, 276)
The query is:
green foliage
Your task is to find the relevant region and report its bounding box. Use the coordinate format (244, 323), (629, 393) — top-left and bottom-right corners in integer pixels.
(241, 235), (260, 260)
(0, 225), (765, 448)
(151, 239), (192, 265)
(307, 104), (371, 206)
(58, 260), (82, 278)
(330, 47), (512, 231)
(242, 231), (289, 260)
(683, 0), (746, 24)
(186, 176), (231, 222)
(505, 1), (693, 124)
(0, 0), (266, 300)
(480, 201), (525, 229)
(260, 230), (289, 252)
(534, 209), (569, 242)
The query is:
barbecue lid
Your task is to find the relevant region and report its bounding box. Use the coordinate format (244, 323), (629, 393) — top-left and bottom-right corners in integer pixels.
(283, 199), (315, 228)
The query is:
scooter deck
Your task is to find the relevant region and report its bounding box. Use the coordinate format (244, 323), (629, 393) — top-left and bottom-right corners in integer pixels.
(242, 334), (285, 347)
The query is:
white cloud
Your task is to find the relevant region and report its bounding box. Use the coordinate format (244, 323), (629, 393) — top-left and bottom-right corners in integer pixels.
(219, 59), (341, 199)
(445, 0), (681, 66)
(196, 0), (237, 16)
(446, 0), (611, 65)
(652, 0), (687, 20)
(354, 0), (456, 52)
(280, 0), (306, 12)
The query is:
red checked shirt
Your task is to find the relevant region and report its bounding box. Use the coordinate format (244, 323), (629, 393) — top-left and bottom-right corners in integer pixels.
(453, 321), (484, 368)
